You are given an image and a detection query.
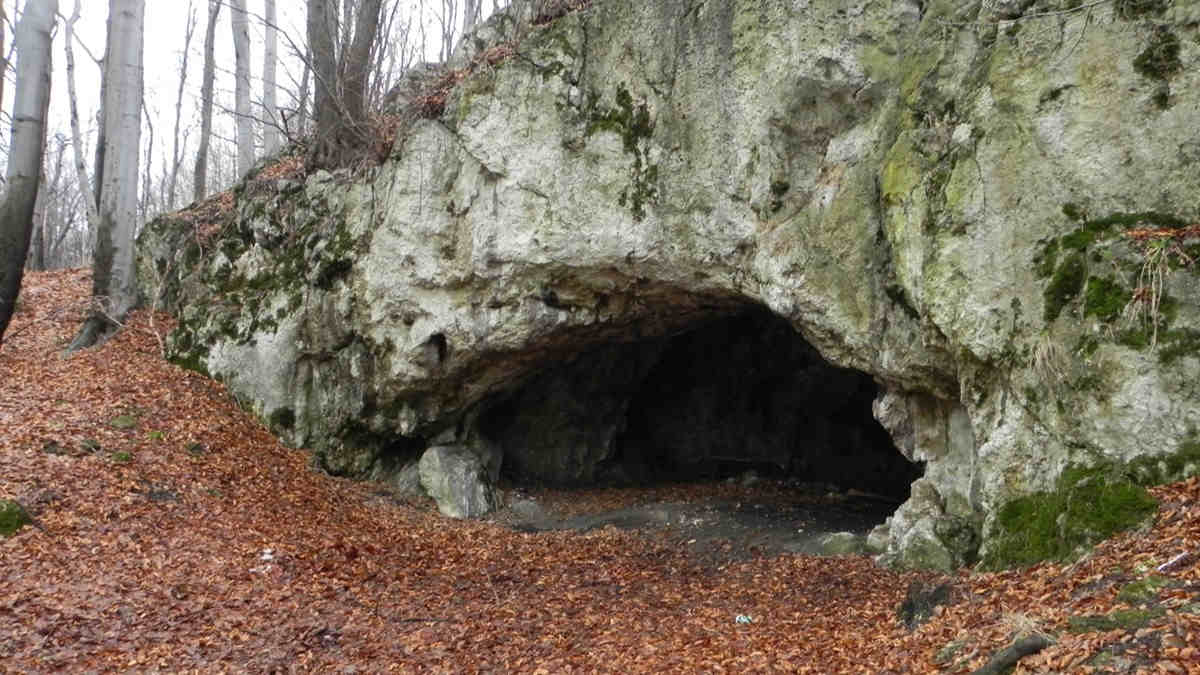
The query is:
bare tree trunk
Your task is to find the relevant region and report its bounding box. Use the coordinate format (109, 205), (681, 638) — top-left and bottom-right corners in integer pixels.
(27, 138), (66, 271)
(294, 44), (310, 138)
(70, 0), (144, 351)
(230, 0), (254, 178)
(64, 0), (101, 235)
(193, 0), (220, 203)
(439, 0), (458, 62)
(307, 0), (339, 168)
(341, 0), (382, 130)
(0, 0), (56, 344)
(139, 106), (153, 222)
(166, 0), (195, 211)
(463, 0), (480, 34)
(262, 0), (280, 156)
(0, 1), (7, 125)
(339, 0), (353, 75)
(27, 188), (46, 271)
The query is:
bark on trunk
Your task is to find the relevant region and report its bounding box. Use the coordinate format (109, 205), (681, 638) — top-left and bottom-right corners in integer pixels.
(192, 0), (220, 203)
(294, 44), (310, 138)
(262, 0), (280, 156)
(69, 0), (144, 351)
(341, 0), (382, 133)
(64, 0), (101, 237)
(0, 2), (8, 122)
(166, 1), (195, 210)
(464, 0), (480, 33)
(0, 0), (57, 344)
(230, 0), (254, 178)
(306, 0), (339, 168)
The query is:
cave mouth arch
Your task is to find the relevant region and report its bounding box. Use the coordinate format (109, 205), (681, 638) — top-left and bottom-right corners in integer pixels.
(477, 306), (922, 505)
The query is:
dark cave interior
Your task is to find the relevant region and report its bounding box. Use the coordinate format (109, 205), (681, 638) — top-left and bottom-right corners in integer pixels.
(477, 307), (922, 501)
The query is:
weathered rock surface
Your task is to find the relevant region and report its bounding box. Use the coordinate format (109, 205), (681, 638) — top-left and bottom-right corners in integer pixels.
(139, 0), (1200, 570)
(418, 446), (497, 518)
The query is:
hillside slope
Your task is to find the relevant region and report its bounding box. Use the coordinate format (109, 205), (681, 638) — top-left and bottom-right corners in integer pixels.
(2, 270), (1199, 671)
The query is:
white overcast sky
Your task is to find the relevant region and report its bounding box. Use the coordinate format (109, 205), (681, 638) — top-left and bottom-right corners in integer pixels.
(2, 0), (494, 201)
(52, 0), (311, 158)
(3, 0), (480, 200)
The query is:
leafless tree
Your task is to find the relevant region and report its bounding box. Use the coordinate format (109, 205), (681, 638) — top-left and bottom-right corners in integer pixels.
(463, 0), (480, 34)
(262, 0), (281, 156)
(307, 0), (383, 168)
(0, 0), (8, 127)
(436, 0), (459, 62)
(63, 0), (100, 232)
(230, 0), (254, 177)
(70, 0), (144, 350)
(0, 0), (57, 344)
(165, 0), (196, 211)
(193, 0), (220, 203)
(25, 134), (87, 271)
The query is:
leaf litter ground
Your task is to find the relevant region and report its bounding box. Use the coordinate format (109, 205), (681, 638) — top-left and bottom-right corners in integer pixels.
(2, 269), (1199, 672)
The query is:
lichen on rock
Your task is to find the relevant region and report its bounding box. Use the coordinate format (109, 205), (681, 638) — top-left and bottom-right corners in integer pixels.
(139, 0), (1200, 571)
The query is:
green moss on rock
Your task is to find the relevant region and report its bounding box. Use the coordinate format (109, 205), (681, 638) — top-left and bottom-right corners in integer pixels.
(1158, 329), (1200, 364)
(1116, 575), (1171, 605)
(1067, 608), (1165, 633)
(1133, 28), (1182, 81)
(585, 83), (658, 221)
(1060, 224), (1108, 252)
(0, 500), (31, 537)
(1031, 239), (1057, 280)
(1084, 276), (1131, 321)
(1114, 0), (1169, 19)
(982, 464), (1158, 569)
(1088, 211), (1189, 231)
(1062, 202), (1088, 222)
(1043, 252), (1086, 322)
(1116, 326), (1152, 349)
(1124, 438), (1200, 485)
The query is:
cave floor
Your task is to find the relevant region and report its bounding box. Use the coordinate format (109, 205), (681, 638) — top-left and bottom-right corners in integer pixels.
(484, 478), (899, 567)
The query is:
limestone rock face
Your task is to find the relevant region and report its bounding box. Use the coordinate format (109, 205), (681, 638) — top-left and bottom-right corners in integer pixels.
(139, 0), (1200, 569)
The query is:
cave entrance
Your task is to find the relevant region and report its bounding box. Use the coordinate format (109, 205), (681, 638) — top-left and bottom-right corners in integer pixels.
(477, 307), (922, 517)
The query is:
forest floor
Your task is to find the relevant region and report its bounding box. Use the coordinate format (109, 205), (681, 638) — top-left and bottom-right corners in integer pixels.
(2, 268), (1200, 673)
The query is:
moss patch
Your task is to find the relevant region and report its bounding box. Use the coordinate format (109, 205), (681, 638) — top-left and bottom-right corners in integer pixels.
(1116, 575), (1171, 605)
(1037, 209), (1193, 329)
(982, 463), (1158, 569)
(0, 500), (31, 537)
(1133, 28), (1182, 81)
(1124, 438), (1200, 485)
(1067, 608), (1165, 633)
(1158, 329), (1200, 364)
(586, 83), (658, 221)
(1083, 276), (1131, 321)
(1033, 239), (1059, 279)
(1061, 202), (1088, 222)
(1043, 252), (1086, 322)
(1114, 0), (1169, 19)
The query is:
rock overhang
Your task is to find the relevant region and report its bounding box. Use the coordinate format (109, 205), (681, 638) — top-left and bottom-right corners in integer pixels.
(138, 0), (1200, 571)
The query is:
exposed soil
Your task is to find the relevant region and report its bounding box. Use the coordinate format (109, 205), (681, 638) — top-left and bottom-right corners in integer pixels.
(487, 478), (898, 566)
